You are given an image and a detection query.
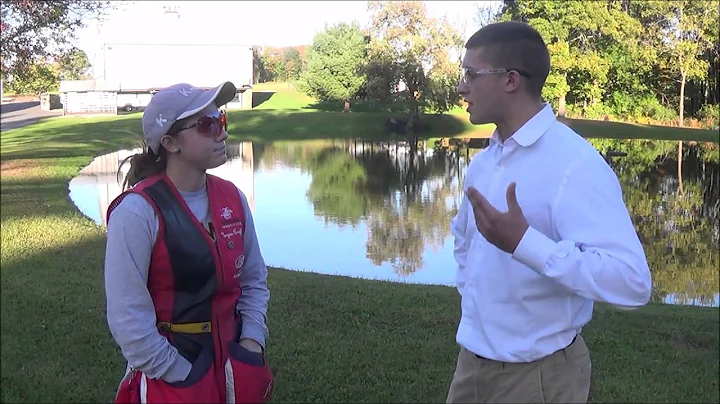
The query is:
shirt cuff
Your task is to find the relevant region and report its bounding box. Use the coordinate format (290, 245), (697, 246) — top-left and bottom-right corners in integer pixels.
(241, 321), (267, 350)
(161, 352), (192, 383)
(511, 226), (559, 274)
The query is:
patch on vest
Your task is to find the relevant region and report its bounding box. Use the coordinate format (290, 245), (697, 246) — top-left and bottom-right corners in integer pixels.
(219, 206), (243, 238)
(234, 254), (245, 278)
(220, 206), (233, 220)
(219, 205), (243, 233)
(220, 227), (243, 240)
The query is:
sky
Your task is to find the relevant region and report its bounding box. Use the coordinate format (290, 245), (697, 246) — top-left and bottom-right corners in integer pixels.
(74, 0), (500, 78)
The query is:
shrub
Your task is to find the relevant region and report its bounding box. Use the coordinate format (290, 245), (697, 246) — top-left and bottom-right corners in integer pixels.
(582, 102), (614, 120)
(607, 92), (677, 125)
(697, 104), (720, 129)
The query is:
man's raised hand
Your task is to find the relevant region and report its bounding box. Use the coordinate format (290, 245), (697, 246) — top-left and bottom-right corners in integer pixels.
(466, 182), (529, 254)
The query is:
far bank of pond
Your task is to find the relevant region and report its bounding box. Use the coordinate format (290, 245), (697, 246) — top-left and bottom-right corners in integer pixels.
(68, 137), (719, 307)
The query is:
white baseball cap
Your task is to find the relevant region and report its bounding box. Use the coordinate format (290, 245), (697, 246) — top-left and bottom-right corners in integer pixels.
(141, 81), (236, 154)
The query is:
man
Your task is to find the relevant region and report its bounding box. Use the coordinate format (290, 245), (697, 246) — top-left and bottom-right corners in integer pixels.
(446, 21), (652, 403)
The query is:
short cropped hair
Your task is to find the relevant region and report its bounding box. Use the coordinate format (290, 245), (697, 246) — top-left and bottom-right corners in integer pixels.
(465, 21), (550, 98)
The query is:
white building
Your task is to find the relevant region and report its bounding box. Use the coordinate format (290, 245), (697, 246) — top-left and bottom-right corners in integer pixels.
(61, 4), (254, 115)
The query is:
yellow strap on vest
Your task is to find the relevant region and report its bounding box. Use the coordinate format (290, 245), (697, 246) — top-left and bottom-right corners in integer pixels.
(157, 321), (212, 334)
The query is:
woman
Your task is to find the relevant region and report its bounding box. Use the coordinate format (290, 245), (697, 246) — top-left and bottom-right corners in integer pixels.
(104, 81), (273, 403)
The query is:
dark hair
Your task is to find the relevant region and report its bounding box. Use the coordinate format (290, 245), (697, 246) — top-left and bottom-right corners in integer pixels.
(117, 118), (189, 190)
(465, 21), (550, 98)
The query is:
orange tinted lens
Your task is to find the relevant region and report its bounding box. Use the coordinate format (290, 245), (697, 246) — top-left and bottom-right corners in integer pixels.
(220, 111), (227, 131)
(195, 117), (216, 136)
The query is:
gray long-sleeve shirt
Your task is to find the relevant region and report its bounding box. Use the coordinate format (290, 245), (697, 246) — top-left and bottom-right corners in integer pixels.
(103, 184), (269, 383)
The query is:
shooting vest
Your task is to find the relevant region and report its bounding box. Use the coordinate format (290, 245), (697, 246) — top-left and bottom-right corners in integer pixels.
(108, 172), (273, 404)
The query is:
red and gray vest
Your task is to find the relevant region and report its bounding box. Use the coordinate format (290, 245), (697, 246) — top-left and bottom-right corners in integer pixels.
(108, 172), (273, 403)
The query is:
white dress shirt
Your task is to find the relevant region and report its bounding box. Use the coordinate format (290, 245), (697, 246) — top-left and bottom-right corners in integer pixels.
(451, 104), (652, 363)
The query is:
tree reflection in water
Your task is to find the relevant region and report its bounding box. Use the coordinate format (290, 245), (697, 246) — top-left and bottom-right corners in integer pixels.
(257, 138), (719, 306)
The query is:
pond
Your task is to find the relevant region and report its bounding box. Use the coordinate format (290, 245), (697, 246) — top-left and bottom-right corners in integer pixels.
(68, 138), (719, 307)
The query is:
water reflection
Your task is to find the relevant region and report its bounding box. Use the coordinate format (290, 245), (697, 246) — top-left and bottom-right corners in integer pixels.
(68, 143), (255, 227)
(68, 138), (719, 307)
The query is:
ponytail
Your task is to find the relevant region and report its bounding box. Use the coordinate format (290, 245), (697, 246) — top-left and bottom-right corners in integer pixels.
(117, 141), (168, 191)
(117, 115), (192, 190)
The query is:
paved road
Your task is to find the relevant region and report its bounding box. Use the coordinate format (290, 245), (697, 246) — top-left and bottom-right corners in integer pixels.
(1, 101), (63, 131)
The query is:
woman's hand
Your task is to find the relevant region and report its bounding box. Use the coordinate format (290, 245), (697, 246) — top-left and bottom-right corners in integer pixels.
(239, 338), (263, 354)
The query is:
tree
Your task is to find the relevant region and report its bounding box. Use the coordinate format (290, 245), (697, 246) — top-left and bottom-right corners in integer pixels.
(492, 0), (719, 126)
(657, 1), (717, 127)
(298, 21), (368, 112)
(365, 1), (464, 127)
(3, 47), (91, 95)
(498, 1), (642, 116)
(475, 1), (504, 28)
(252, 45), (307, 83)
(5, 61), (60, 95)
(1, 0), (112, 79)
(252, 46), (265, 84)
(56, 47), (91, 80)
(281, 47), (304, 82)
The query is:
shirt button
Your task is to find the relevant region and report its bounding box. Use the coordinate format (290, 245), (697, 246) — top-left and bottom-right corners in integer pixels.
(496, 165), (504, 171)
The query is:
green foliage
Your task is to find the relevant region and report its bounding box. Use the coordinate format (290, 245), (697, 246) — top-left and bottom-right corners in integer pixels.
(579, 102), (612, 121)
(495, 0), (719, 124)
(510, 0), (644, 108)
(697, 104), (720, 127)
(5, 61), (59, 95)
(56, 47), (91, 80)
(589, 138), (677, 171)
(1, 0), (111, 78)
(253, 46), (307, 83)
(297, 22), (368, 103)
(284, 48), (303, 81)
(306, 148), (370, 226)
(364, 1), (464, 120)
(3, 47), (91, 95)
(607, 93), (678, 123)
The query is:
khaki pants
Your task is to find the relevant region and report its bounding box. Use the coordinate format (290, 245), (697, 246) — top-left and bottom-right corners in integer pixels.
(446, 335), (591, 403)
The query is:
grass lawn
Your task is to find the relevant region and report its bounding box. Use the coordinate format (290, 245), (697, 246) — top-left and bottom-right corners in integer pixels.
(1, 94), (718, 403)
(559, 117), (720, 143)
(248, 86), (719, 143)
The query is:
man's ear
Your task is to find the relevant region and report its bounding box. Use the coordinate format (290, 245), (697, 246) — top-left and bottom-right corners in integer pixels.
(504, 70), (522, 94)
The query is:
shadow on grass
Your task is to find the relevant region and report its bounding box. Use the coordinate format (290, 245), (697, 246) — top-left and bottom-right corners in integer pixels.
(0, 171), (104, 224)
(0, 230), (123, 403)
(1, 116), (145, 161)
(0, 115), (64, 131)
(252, 91), (275, 108)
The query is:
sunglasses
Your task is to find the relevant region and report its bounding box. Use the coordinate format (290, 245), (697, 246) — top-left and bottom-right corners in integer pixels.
(179, 110), (228, 139)
(461, 67), (532, 84)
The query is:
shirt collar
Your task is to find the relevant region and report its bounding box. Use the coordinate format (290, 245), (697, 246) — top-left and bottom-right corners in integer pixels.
(490, 103), (556, 147)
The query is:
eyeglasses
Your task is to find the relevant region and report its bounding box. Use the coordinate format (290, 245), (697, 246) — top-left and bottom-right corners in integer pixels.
(461, 67), (532, 84)
(180, 110), (228, 139)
